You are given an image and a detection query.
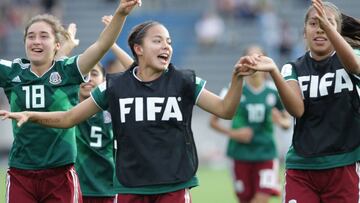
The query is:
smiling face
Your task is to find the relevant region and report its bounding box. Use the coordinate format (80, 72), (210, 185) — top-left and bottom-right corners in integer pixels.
(25, 21), (60, 69)
(135, 24), (173, 72)
(79, 64), (105, 100)
(304, 7), (339, 58)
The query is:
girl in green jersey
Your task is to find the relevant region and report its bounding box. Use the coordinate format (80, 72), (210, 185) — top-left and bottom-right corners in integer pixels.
(0, 0), (141, 202)
(0, 19), (257, 203)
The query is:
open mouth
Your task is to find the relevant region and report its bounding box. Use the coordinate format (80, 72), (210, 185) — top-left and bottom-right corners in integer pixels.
(158, 53), (169, 64)
(313, 37), (327, 44)
(31, 48), (44, 54)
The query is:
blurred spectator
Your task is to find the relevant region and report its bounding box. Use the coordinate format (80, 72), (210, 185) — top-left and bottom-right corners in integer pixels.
(278, 21), (296, 63)
(257, 0), (280, 63)
(0, 4), (9, 56)
(215, 0), (237, 19)
(195, 11), (225, 49)
(41, 0), (62, 18)
(235, 0), (259, 20)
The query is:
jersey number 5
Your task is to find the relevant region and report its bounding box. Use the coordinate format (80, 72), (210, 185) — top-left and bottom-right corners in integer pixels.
(90, 126), (102, 148)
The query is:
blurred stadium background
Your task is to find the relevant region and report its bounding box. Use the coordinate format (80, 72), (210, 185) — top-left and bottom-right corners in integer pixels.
(0, 0), (359, 202)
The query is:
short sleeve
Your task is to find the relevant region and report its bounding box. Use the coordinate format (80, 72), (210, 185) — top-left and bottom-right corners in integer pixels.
(0, 59), (13, 87)
(354, 49), (360, 56)
(281, 63), (298, 81)
(194, 76), (206, 104)
(90, 82), (109, 110)
(61, 56), (89, 83)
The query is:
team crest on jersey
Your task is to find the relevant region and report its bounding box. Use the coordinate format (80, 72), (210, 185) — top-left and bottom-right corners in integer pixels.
(241, 95), (246, 102)
(49, 72), (62, 85)
(281, 64), (293, 78)
(266, 93), (276, 106)
(103, 111), (112, 124)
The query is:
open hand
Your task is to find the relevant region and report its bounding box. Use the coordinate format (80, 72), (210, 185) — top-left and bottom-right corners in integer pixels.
(0, 110), (29, 127)
(312, 0), (332, 30)
(102, 15), (113, 26)
(66, 23), (80, 47)
(233, 55), (260, 76)
(250, 55), (277, 72)
(118, 0), (142, 16)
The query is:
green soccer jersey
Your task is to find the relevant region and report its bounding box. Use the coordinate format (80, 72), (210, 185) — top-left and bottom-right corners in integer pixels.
(90, 74), (206, 194)
(0, 56), (87, 169)
(75, 111), (117, 196)
(224, 83), (284, 161)
(281, 49), (360, 170)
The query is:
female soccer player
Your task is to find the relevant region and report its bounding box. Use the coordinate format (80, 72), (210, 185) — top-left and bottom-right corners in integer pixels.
(239, 0), (360, 202)
(0, 19), (257, 202)
(0, 0), (141, 202)
(210, 45), (290, 203)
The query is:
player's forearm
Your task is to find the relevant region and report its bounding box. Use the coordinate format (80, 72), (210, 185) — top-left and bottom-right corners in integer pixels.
(220, 76), (244, 119)
(270, 69), (304, 118)
(209, 116), (231, 135)
(27, 111), (75, 128)
(78, 13), (127, 75)
(324, 25), (360, 75)
(111, 43), (134, 69)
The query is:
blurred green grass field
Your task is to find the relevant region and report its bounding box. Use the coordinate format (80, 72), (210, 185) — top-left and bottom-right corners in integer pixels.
(192, 167), (281, 203)
(0, 167), (282, 202)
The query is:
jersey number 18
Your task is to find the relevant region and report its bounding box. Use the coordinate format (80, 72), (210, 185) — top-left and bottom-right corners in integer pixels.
(22, 85), (45, 109)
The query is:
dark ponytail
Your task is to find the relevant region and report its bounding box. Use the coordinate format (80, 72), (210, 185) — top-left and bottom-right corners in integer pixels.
(341, 13), (360, 49)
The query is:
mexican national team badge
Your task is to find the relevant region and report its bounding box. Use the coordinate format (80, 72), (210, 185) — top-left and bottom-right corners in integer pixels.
(266, 93), (276, 106)
(103, 111), (112, 124)
(49, 72), (62, 85)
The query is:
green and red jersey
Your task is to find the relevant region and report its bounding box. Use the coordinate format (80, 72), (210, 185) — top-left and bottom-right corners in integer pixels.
(0, 56), (87, 169)
(222, 83), (284, 161)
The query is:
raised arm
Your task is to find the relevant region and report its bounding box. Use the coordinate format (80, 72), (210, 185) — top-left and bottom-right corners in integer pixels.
(0, 97), (101, 128)
(248, 56), (304, 118)
(102, 15), (134, 70)
(197, 56), (258, 119)
(78, 0), (141, 75)
(55, 23), (79, 59)
(312, 0), (360, 74)
(110, 43), (134, 69)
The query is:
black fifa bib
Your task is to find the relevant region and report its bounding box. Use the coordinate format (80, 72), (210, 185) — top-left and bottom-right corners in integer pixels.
(291, 53), (360, 157)
(106, 64), (199, 187)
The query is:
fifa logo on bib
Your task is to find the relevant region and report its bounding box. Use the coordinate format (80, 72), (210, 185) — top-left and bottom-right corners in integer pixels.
(298, 69), (353, 98)
(49, 72), (62, 85)
(119, 97), (183, 122)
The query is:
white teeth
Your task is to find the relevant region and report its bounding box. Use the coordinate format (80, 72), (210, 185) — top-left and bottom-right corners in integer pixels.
(32, 48), (43, 52)
(314, 38), (326, 41)
(159, 53), (169, 57)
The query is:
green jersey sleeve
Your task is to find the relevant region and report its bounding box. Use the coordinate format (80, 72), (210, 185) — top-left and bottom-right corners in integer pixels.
(59, 56), (89, 83)
(275, 92), (285, 111)
(0, 59), (13, 87)
(354, 49), (360, 57)
(281, 63), (297, 81)
(91, 82), (108, 110)
(195, 76), (206, 104)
